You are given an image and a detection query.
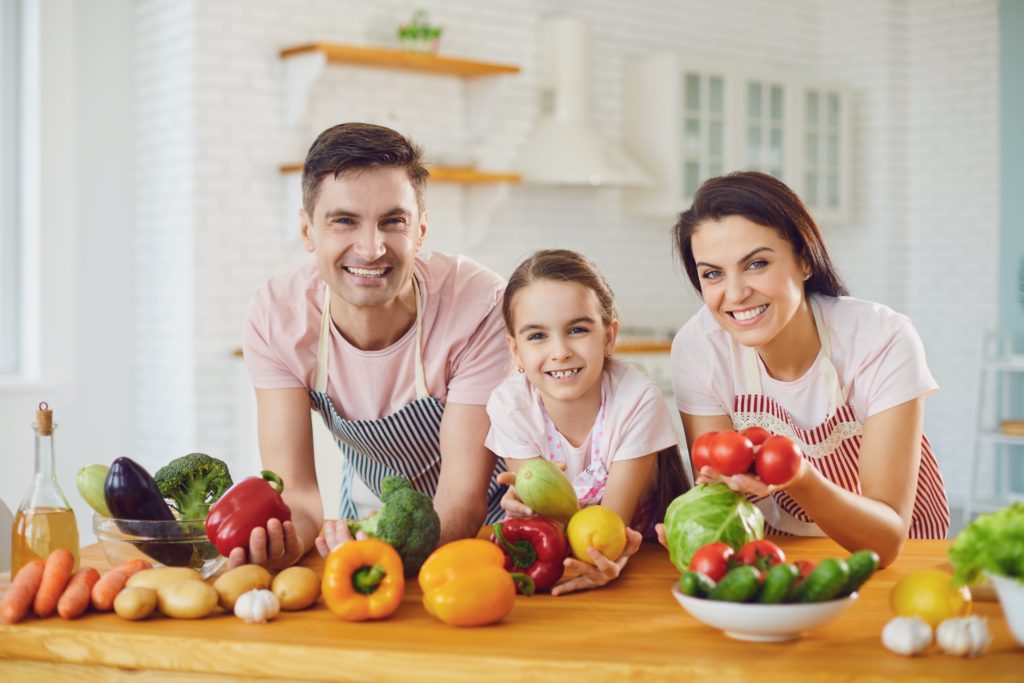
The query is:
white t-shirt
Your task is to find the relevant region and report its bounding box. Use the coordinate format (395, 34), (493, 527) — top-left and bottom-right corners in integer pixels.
(671, 295), (938, 429)
(485, 360), (679, 480)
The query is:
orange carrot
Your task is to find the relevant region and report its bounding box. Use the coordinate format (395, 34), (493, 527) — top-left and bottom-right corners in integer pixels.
(57, 566), (101, 619)
(91, 558), (153, 612)
(33, 548), (75, 618)
(2, 560), (45, 624)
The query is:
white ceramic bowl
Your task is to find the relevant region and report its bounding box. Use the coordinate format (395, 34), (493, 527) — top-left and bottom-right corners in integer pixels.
(671, 585), (859, 642)
(988, 572), (1024, 647)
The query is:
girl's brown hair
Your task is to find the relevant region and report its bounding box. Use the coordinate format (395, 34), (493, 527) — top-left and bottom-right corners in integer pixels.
(501, 249), (690, 525)
(673, 171), (849, 297)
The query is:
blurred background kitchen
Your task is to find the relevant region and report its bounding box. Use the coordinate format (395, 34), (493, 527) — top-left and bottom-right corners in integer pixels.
(1, 0), (1022, 557)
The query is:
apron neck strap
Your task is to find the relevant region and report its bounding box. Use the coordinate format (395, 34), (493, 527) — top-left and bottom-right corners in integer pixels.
(740, 297), (845, 411)
(315, 274), (430, 400)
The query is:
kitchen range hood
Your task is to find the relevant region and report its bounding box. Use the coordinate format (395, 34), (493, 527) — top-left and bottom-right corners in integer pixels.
(517, 16), (652, 187)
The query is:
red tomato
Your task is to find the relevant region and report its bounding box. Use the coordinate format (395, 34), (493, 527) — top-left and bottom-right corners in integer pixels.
(689, 542), (735, 582)
(741, 426), (772, 447)
(709, 431), (755, 476)
(794, 559), (815, 583)
(736, 539), (786, 570)
(690, 431), (718, 471)
(755, 435), (805, 485)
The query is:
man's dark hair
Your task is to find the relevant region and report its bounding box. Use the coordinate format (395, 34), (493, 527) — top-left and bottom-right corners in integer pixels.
(302, 122), (429, 215)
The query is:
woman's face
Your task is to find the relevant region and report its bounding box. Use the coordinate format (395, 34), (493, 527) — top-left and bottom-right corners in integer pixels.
(690, 215), (810, 349)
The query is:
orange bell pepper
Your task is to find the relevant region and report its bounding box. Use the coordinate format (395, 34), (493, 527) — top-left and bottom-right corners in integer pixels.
(322, 539), (405, 621)
(418, 538), (534, 627)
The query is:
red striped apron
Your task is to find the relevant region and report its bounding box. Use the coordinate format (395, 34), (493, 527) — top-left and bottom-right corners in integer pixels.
(731, 299), (950, 539)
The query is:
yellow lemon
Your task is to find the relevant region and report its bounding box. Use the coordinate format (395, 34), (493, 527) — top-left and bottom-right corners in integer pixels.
(566, 505), (627, 565)
(890, 569), (971, 627)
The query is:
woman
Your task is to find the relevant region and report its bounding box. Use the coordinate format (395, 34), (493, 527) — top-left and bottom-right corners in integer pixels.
(669, 171), (948, 566)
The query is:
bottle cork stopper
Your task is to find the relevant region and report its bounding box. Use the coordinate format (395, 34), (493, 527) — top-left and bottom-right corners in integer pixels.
(35, 401), (54, 436)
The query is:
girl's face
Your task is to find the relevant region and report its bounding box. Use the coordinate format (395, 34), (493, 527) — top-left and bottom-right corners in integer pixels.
(691, 215), (810, 349)
(507, 279), (618, 408)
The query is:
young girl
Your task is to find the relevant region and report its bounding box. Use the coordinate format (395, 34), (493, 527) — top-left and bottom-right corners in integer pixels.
(486, 249), (689, 595)
(668, 171), (949, 566)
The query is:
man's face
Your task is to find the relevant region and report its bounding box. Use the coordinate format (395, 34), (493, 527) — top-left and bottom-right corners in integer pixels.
(301, 167), (426, 311)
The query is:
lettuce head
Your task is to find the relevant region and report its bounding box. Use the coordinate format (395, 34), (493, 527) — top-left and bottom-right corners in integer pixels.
(949, 502), (1024, 586)
(663, 482), (765, 572)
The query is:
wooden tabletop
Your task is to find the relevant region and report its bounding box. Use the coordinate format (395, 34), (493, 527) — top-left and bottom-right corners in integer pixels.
(1, 538), (1020, 682)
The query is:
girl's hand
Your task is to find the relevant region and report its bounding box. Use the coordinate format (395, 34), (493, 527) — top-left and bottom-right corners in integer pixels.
(496, 471), (534, 518)
(313, 519), (368, 557)
(496, 461), (570, 519)
(551, 528), (643, 596)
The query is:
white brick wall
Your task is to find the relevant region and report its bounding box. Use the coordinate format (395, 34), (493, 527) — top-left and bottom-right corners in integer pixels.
(132, 0), (1000, 509)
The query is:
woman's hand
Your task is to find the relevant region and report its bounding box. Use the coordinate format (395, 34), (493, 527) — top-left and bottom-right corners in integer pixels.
(227, 518), (304, 570)
(313, 520), (368, 557)
(695, 460), (806, 497)
(551, 528), (643, 596)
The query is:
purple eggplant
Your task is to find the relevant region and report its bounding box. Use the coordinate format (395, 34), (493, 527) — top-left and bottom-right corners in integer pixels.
(103, 456), (195, 566)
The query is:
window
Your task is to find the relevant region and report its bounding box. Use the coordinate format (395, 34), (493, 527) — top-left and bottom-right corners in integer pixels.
(0, 0), (21, 375)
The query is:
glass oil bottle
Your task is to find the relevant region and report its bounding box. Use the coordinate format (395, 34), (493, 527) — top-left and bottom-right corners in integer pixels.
(10, 402), (80, 574)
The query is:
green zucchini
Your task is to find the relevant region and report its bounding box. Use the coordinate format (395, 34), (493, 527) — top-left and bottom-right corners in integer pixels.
(708, 565), (761, 602)
(758, 562), (799, 603)
(795, 558), (850, 602)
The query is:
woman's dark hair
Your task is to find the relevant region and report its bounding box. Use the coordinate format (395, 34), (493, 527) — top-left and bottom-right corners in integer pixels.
(501, 248), (690, 525)
(673, 171), (848, 297)
(302, 122), (429, 215)
(501, 249), (618, 334)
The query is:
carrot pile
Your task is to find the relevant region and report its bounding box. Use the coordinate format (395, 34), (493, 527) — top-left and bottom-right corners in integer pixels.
(2, 549), (152, 624)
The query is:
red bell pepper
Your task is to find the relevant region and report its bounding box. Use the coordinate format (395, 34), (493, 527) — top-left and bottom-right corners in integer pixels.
(491, 516), (568, 592)
(205, 470), (292, 557)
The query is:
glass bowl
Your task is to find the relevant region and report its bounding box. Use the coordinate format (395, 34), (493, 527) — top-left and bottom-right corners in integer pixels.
(671, 585), (859, 642)
(93, 513), (225, 579)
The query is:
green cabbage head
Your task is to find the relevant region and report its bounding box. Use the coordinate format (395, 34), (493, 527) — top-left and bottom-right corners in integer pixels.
(663, 482), (765, 572)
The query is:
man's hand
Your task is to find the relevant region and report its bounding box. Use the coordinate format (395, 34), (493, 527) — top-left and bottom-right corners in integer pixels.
(226, 518), (303, 570)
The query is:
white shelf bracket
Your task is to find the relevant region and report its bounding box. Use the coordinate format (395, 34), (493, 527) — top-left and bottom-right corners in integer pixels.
(284, 51), (327, 128)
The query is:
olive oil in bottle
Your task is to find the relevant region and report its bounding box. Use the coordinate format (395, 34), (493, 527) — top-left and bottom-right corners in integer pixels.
(10, 402), (79, 575)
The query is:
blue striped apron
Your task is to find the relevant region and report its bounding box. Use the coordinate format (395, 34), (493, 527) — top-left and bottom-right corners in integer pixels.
(307, 276), (506, 523)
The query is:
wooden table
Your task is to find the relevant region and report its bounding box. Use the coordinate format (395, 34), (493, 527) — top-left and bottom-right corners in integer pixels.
(1, 538), (1020, 682)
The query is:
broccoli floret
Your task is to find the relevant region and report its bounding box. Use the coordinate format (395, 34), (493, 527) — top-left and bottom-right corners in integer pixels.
(349, 476), (441, 576)
(154, 452), (233, 521)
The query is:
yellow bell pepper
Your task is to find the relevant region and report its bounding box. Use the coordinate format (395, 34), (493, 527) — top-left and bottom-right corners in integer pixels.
(418, 538), (534, 627)
(322, 539), (405, 621)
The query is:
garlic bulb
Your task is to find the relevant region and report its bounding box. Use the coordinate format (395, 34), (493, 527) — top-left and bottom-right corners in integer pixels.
(936, 617), (992, 658)
(234, 589), (281, 624)
(882, 616), (933, 656)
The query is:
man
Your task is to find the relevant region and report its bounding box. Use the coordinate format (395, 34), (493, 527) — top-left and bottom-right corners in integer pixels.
(235, 123), (509, 568)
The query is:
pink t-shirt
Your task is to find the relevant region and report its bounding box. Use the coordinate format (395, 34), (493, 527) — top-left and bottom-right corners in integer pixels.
(243, 252), (511, 418)
(485, 360), (679, 481)
(671, 295), (938, 429)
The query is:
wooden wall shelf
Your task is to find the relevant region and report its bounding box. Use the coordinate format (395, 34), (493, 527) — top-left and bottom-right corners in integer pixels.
(280, 43), (520, 78)
(279, 164), (520, 185)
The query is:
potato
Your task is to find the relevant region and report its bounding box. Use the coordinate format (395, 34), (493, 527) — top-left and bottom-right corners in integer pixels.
(213, 564), (273, 610)
(271, 566), (321, 611)
(113, 586), (157, 621)
(156, 580), (218, 619)
(126, 567), (203, 591)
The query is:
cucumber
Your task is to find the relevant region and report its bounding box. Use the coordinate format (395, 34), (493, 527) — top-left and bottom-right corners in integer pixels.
(708, 565), (761, 602)
(795, 558), (850, 603)
(678, 571), (716, 598)
(758, 562), (799, 603)
(842, 550), (880, 595)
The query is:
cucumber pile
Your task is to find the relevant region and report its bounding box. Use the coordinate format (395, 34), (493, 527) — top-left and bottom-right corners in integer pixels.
(679, 549), (879, 604)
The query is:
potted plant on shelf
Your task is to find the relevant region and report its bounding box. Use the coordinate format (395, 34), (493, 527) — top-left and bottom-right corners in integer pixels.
(398, 9), (443, 54)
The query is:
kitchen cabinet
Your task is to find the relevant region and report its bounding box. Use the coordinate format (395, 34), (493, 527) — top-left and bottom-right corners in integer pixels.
(278, 42), (522, 240)
(623, 55), (851, 223)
